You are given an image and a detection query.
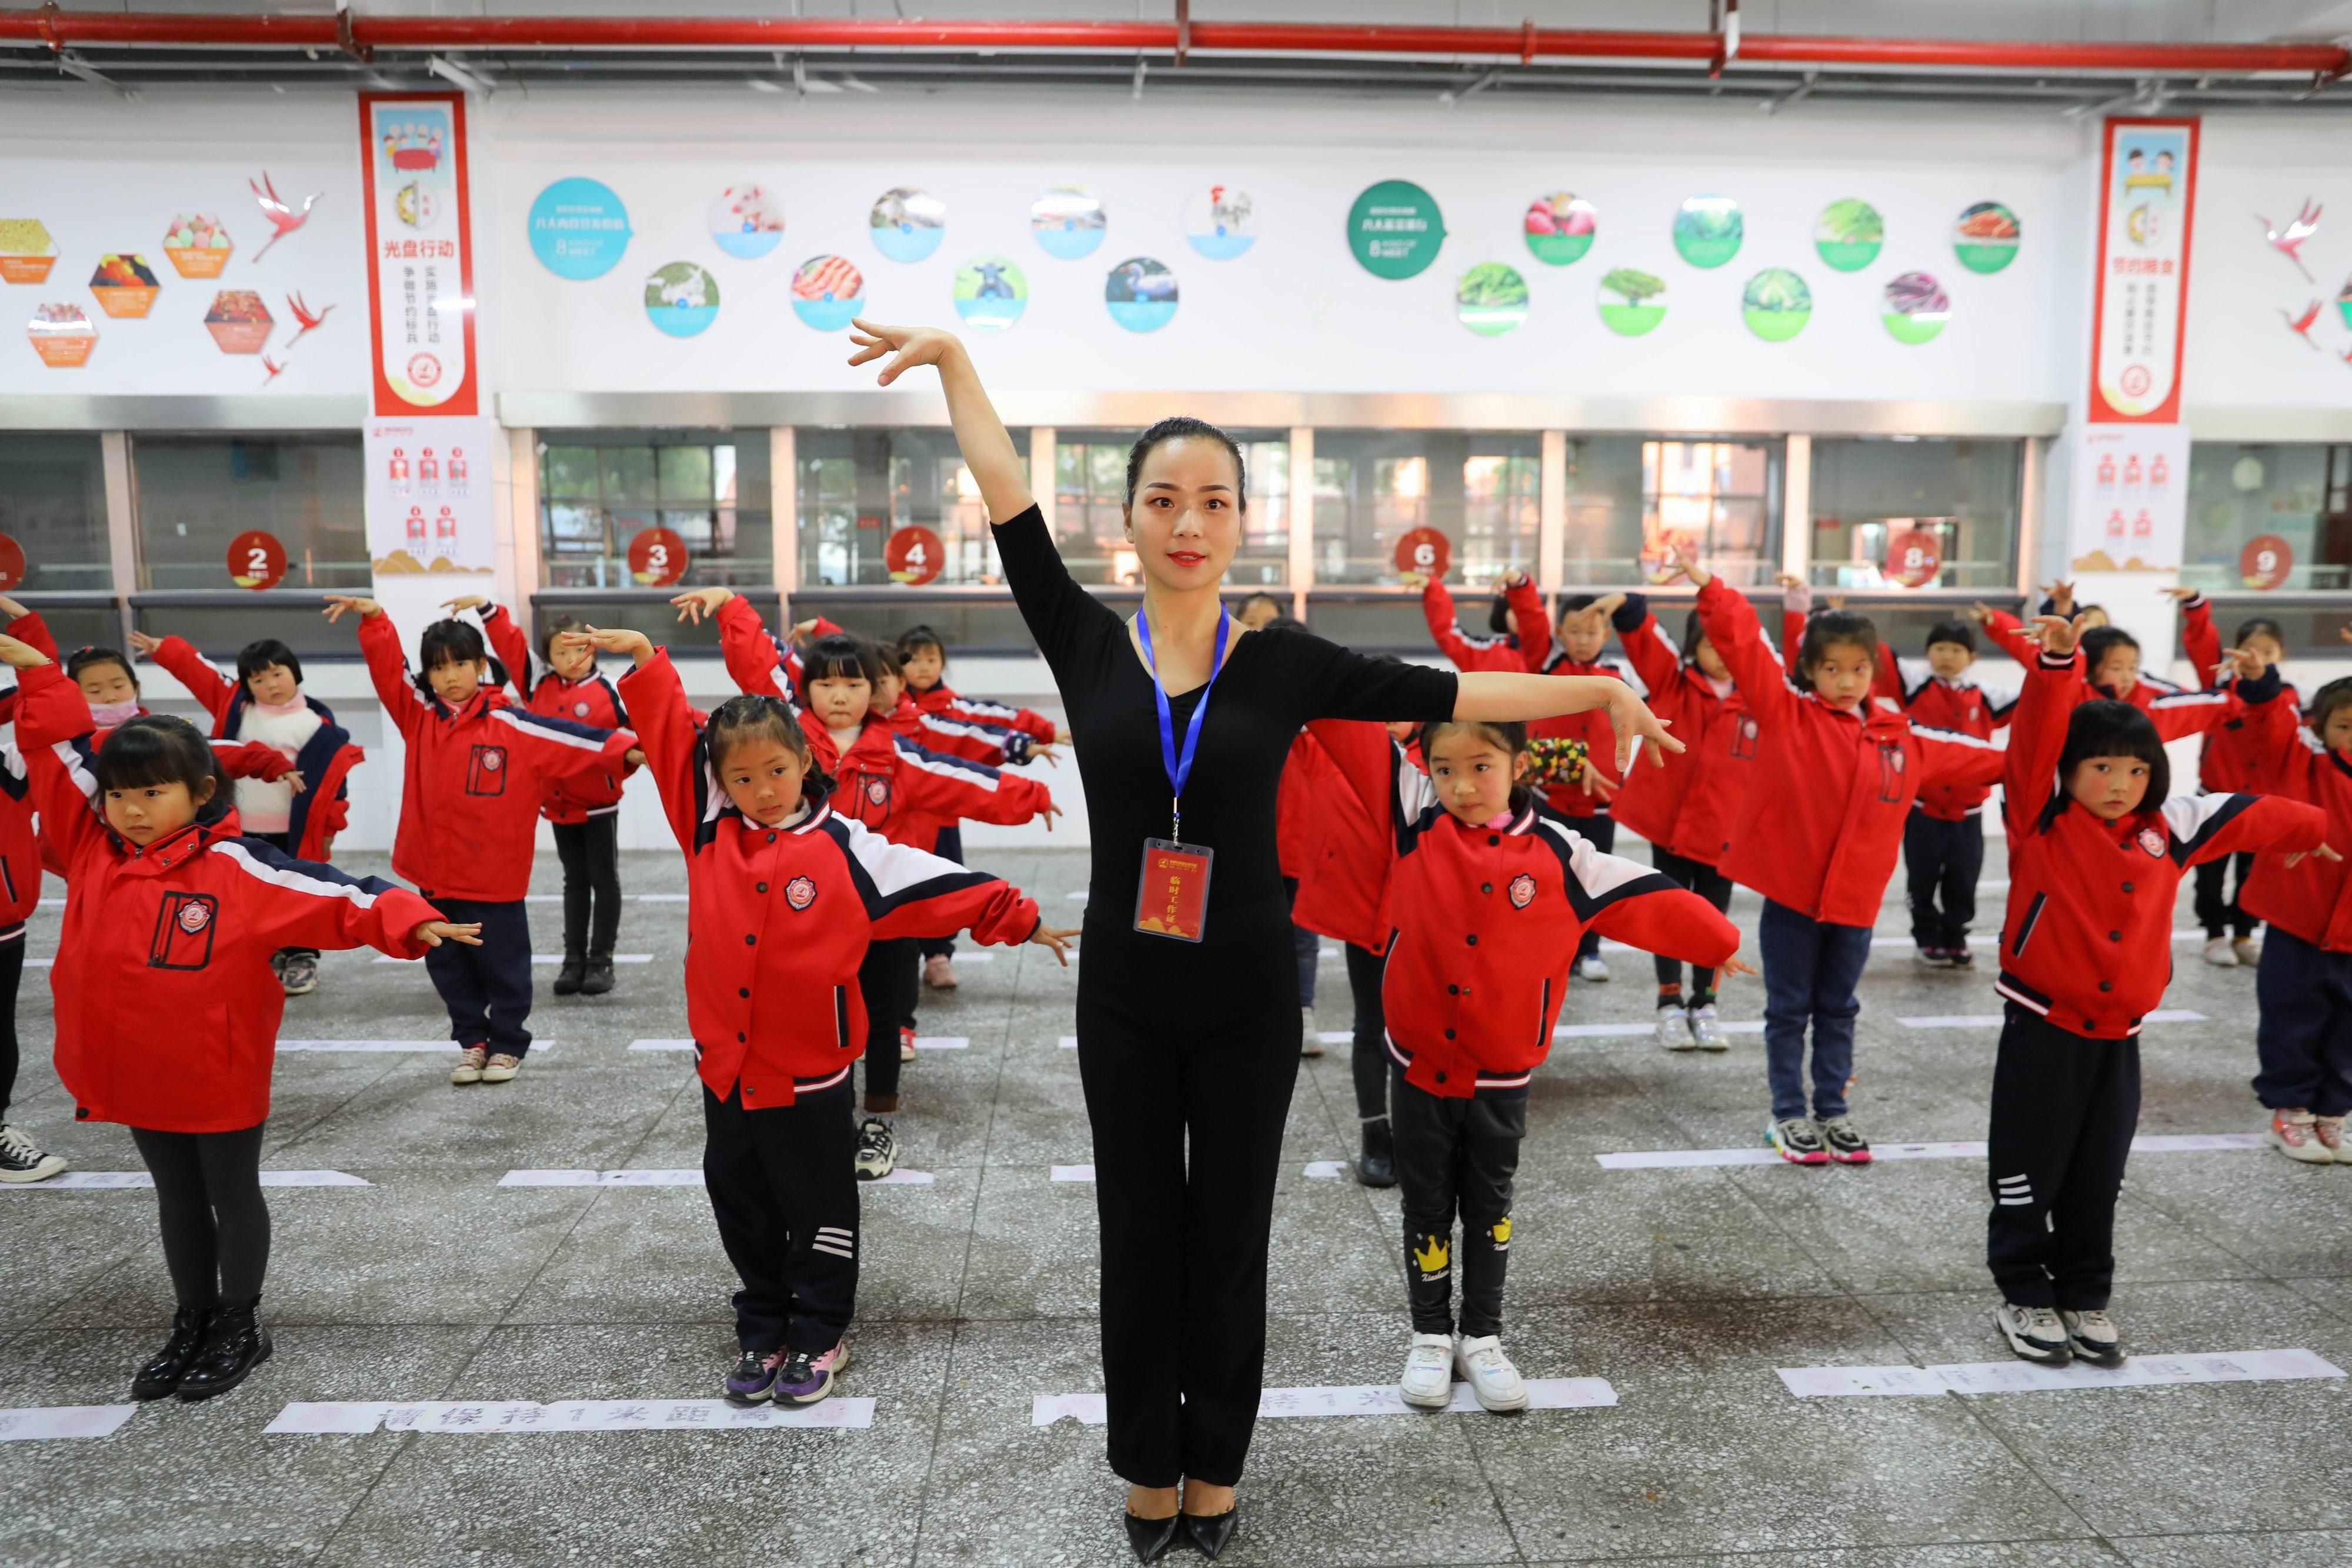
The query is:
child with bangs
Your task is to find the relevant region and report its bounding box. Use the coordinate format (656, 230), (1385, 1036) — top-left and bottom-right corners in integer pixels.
(2194, 613), (2293, 968)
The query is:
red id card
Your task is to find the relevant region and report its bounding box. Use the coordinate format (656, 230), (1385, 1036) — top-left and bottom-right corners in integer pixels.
(1134, 838), (1213, 942)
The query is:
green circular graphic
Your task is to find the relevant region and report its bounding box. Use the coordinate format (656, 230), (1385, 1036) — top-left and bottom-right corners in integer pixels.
(1598, 266), (1668, 336)
(1882, 270), (1950, 343)
(1953, 201), (2020, 273)
(1456, 262), (1529, 336)
(1673, 196), (1743, 269)
(1347, 179), (1446, 279)
(1742, 268), (1813, 342)
(1523, 192), (1596, 266)
(1813, 198), (1883, 271)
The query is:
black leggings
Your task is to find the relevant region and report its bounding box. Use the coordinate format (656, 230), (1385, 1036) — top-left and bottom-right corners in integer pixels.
(858, 936), (919, 1108)
(0, 930), (22, 1122)
(919, 826), (962, 963)
(552, 815), (623, 959)
(1650, 845), (1733, 1003)
(129, 1123), (269, 1309)
(1345, 941), (1389, 1126)
(2194, 850), (2257, 942)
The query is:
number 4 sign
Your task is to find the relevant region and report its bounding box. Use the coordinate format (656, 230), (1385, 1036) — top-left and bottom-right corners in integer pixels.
(887, 525), (945, 585)
(228, 529), (288, 590)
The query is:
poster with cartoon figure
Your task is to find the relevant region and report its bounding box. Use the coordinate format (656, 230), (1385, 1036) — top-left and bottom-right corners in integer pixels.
(2088, 117), (2198, 422)
(357, 91), (477, 415)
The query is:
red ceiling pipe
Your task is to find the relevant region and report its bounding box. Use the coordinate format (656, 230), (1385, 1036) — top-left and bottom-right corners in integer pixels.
(1739, 34), (2349, 74)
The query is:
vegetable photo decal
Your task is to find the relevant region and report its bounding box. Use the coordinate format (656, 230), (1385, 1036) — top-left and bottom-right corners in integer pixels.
(1105, 256), (1177, 332)
(1953, 201), (2020, 273)
(1673, 196), (1742, 268)
(1813, 199), (1883, 271)
(1523, 192), (1596, 266)
(953, 255), (1028, 331)
(643, 261), (720, 338)
(1598, 266), (1668, 336)
(1741, 268), (1811, 342)
(790, 255), (864, 332)
(1882, 271), (1950, 343)
(1032, 186), (1106, 260)
(1456, 262), (1530, 336)
(88, 254), (161, 319)
(870, 187), (946, 263)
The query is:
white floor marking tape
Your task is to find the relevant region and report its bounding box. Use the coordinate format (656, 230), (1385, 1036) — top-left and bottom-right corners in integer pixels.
(955, 953), (995, 964)
(1596, 1132), (2264, 1170)
(498, 1168), (935, 1187)
(266, 1397), (876, 1434)
(629, 1039), (695, 1052)
(1033, 1378), (1616, 1427)
(1302, 1160), (1348, 1180)
(1899, 1009), (2206, 1029)
(4, 1170), (370, 1191)
(374, 953), (650, 965)
(277, 1040), (553, 1055)
(1780, 1349), (2343, 1399)
(1057, 1035), (1077, 1049)
(522, 894), (686, 905)
(1050, 1164), (1096, 1182)
(913, 1036), (968, 1050)
(0, 1405), (138, 1440)
(1064, 890), (1089, 900)
(1554, 1019), (1765, 1040)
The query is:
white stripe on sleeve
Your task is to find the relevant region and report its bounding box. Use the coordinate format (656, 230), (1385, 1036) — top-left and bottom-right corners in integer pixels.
(215, 841), (381, 908)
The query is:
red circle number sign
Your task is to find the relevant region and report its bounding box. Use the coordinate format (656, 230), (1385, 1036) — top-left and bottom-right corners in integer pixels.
(627, 526), (689, 588)
(1393, 526), (1450, 579)
(0, 533), (25, 593)
(2240, 533), (2294, 591)
(1883, 527), (1943, 589)
(227, 529), (286, 591)
(886, 525), (945, 586)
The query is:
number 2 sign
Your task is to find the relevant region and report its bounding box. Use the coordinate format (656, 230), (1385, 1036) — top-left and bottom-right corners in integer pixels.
(227, 529), (287, 591)
(1392, 526), (1450, 579)
(627, 526), (689, 588)
(886, 525), (945, 585)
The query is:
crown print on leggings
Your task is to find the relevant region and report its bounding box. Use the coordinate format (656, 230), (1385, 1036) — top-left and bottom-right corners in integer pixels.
(1488, 1216), (1512, 1250)
(1413, 1234), (1451, 1278)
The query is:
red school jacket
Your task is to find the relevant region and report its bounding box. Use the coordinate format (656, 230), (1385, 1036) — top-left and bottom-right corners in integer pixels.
(1524, 644), (1626, 819)
(480, 602), (634, 825)
(1697, 577), (2003, 928)
(0, 713), (40, 936)
(1996, 649), (2320, 1037)
(144, 635), (364, 860)
(1606, 593), (1760, 868)
(2228, 680), (2352, 952)
(1313, 716), (1737, 1099)
(358, 610), (638, 902)
(620, 649), (1040, 1108)
(1292, 729), (1416, 954)
(1883, 662), (2017, 822)
(909, 680), (1057, 743)
(1420, 575), (1545, 675)
(1982, 604), (2233, 743)
(882, 694), (1040, 768)
(16, 661), (441, 1132)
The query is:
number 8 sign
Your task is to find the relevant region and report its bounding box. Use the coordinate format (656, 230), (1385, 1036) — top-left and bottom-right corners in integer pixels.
(227, 529), (287, 591)
(1883, 527), (1942, 589)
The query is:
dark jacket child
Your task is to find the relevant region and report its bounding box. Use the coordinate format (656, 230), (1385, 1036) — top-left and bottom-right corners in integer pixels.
(1987, 618), (2322, 1369)
(1879, 618), (2020, 969)
(2194, 614), (2293, 967)
(471, 597), (638, 996)
(325, 594), (639, 1086)
(0, 690), (56, 1183)
(588, 625), (1073, 1408)
(1684, 549), (2004, 1165)
(1314, 710), (1740, 1414)
(2, 632), (468, 1402)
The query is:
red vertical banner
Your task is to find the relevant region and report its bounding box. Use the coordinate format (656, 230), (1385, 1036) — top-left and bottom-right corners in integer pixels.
(2086, 116), (2198, 423)
(356, 91), (478, 417)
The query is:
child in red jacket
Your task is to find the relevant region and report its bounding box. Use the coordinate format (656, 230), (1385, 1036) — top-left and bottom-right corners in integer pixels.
(1885, 618), (2019, 969)
(1406, 568), (1549, 675)
(1314, 712), (1742, 1413)
(325, 595), (640, 1087)
(1987, 616), (2323, 1366)
(0, 630), (471, 1401)
(1522, 595), (1630, 981)
(583, 623), (1073, 1407)
(2194, 613), (2291, 969)
(1681, 546), (2004, 1166)
(0, 689), (56, 1183)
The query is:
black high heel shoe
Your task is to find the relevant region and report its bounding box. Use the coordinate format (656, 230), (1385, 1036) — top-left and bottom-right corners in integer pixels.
(1122, 1507), (1182, 1563)
(1183, 1507), (1238, 1560)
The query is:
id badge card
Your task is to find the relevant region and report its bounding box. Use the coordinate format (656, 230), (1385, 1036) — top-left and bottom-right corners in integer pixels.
(1134, 838), (1213, 942)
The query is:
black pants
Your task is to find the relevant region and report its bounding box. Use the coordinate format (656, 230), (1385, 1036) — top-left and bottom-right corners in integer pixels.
(1985, 1006), (2139, 1311)
(1282, 876), (1317, 1007)
(1649, 845), (1733, 1003)
(551, 814), (623, 960)
(1560, 814), (1612, 960)
(0, 930), (21, 1122)
(1393, 1073), (1525, 1338)
(421, 895), (533, 1059)
(1904, 810), (1985, 950)
(2194, 850), (2258, 941)
(919, 826), (962, 963)
(130, 1123), (269, 1309)
(250, 832), (320, 965)
(2254, 926), (2352, 1117)
(856, 936), (918, 1106)
(1075, 910), (1300, 1489)
(1345, 942), (1389, 1126)
(702, 1081), (859, 1353)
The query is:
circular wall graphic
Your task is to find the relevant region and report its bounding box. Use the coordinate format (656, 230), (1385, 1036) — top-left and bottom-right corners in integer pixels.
(791, 254), (865, 331)
(1393, 526), (1450, 578)
(1884, 528), (1943, 588)
(227, 529), (286, 590)
(1953, 201), (2021, 273)
(1032, 186), (1106, 259)
(886, 525), (945, 585)
(1183, 183), (1257, 259)
(1742, 268), (1813, 342)
(1813, 199), (1883, 271)
(1456, 263), (1529, 336)
(0, 533), (25, 590)
(1347, 180), (1445, 279)
(2240, 533), (2294, 590)
(1524, 192), (1596, 266)
(1673, 196), (1743, 268)
(953, 255), (1028, 331)
(1597, 266), (1668, 336)
(870, 187), (946, 263)
(708, 184), (783, 260)
(529, 178), (633, 280)
(643, 262), (719, 337)
(1883, 271), (1950, 343)
(628, 525), (690, 587)
(1105, 256), (1177, 332)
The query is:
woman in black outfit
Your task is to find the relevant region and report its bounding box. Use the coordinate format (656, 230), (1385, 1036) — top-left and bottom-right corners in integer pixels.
(847, 321), (1679, 1562)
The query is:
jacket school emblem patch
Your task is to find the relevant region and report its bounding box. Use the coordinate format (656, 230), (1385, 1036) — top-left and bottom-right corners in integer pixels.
(865, 778), (889, 806)
(1508, 873), (1537, 909)
(785, 875), (818, 910)
(481, 747), (503, 772)
(178, 900), (211, 933)
(573, 700), (591, 718)
(2137, 826), (2167, 858)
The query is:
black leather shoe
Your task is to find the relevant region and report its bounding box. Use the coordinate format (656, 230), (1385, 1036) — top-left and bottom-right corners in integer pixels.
(1357, 1119), (1397, 1189)
(175, 1300), (272, 1401)
(552, 956), (586, 996)
(1122, 1509), (1181, 1563)
(131, 1305), (213, 1400)
(579, 955), (616, 996)
(1183, 1509), (1238, 1560)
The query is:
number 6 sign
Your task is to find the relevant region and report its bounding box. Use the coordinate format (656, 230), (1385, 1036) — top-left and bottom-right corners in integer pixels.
(886, 525), (945, 585)
(1392, 526), (1451, 579)
(627, 526), (689, 588)
(1883, 527), (1943, 589)
(227, 529), (288, 591)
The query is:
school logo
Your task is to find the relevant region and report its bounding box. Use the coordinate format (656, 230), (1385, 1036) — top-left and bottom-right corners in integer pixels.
(1732, 715), (1760, 759)
(573, 700), (591, 718)
(785, 875), (818, 910)
(865, 778), (889, 805)
(482, 748), (502, 770)
(1508, 873), (1536, 909)
(465, 743), (509, 796)
(177, 901), (211, 933)
(2137, 826), (2167, 858)
(1876, 740), (1908, 803)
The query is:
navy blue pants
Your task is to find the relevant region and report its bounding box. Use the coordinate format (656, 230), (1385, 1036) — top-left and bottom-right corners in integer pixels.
(1561, 813), (1613, 960)
(1986, 1005), (2137, 1310)
(1903, 809), (1984, 950)
(2254, 925), (2352, 1117)
(421, 895), (533, 1059)
(919, 825), (962, 963)
(1759, 898), (1871, 1122)
(2194, 850), (2258, 942)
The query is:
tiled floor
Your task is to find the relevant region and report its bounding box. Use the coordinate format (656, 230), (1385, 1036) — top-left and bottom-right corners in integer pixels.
(2, 839), (2348, 1566)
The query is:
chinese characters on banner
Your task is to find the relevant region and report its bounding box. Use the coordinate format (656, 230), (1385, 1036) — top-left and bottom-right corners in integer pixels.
(2087, 116), (2198, 423)
(2066, 423), (2189, 573)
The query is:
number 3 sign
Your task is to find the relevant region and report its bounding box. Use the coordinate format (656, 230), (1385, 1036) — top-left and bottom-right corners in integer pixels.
(227, 529), (287, 591)
(886, 525), (945, 586)
(627, 526), (689, 588)
(1393, 526), (1450, 579)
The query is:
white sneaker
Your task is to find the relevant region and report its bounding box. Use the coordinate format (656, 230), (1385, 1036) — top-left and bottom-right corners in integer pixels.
(0, 1123), (66, 1183)
(853, 1117), (898, 1182)
(2267, 1109), (2331, 1163)
(2201, 937), (2239, 968)
(1688, 1005), (1727, 1051)
(1398, 1331), (1456, 1410)
(2233, 936), (2263, 966)
(1300, 1005), (1323, 1058)
(2314, 1116), (2348, 1162)
(1656, 1004), (1697, 1051)
(449, 1045), (487, 1085)
(1993, 1301), (2071, 1364)
(2060, 1308), (2124, 1368)
(1576, 954), (1610, 983)
(1453, 1334), (1529, 1412)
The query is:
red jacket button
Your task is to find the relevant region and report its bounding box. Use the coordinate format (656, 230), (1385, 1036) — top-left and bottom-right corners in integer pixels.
(745, 933), (757, 945)
(757, 882), (769, 893)
(1434, 1070), (1448, 1083)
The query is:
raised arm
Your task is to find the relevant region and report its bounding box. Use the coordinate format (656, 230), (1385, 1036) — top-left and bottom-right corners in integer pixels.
(1306, 716), (1431, 857)
(2, 648), (110, 866)
(596, 632), (706, 854)
(1506, 573), (1555, 671)
(325, 595), (428, 740)
(2003, 616), (2087, 835)
(1687, 560), (1789, 730)
(138, 632), (239, 729)
(2170, 588), (2224, 692)
(1609, 593), (1685, 699)
(475, 600), (542, 694)
(1414, 574), (1502, 672)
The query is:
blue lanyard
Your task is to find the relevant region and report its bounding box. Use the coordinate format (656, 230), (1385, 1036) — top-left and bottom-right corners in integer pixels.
(1136, 606), (1231, 840)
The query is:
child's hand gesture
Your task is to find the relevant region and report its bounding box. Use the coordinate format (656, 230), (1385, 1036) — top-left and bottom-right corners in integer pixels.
(1717, 956), (1759, 982)
(412, 920), (484, 948)
(1967, 600), (2001, 629)
(669, 586), (735, 624)
(848, 319), (963, 386)
(0, 633), (52, 670)
(127, 629), (164, 656)
(1664, 541), (1709, 589)
(2218, 645), (2267, 684)
(2339, 624), (2352, 648)
(2160, 585), (2201, 604)
(439, 594), (490, 616)
(1037, 799), (1063, 832)
(285, 771), (306, 794)
(1027, 922), (1081, 966)
(1397, 571), (1430, 592)
(321, 593), (379, 622)
(562, 625), (656, 669)
(2041, 580), (2077, 617)
(2030, 613), (2089, 658)
(1026, 739), (1061, 768)
(789, 617), (824, 639)
(1575, 756), (1619, 799)
(622, 748), (647, 772)
(2286, 843), (2344, 869)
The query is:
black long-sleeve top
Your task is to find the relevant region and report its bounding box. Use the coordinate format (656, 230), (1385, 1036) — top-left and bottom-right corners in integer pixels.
(991, 503), (1459, 939)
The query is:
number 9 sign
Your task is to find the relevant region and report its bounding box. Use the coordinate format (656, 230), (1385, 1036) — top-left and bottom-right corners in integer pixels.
(1392, 526), (1451, 580)
(226, 529), (287, 591)
(886, 525), (945, 586)
(627, 526), (689, 588)
(1883, 527), (1943, 589)
(2239, 533), (2293, 591)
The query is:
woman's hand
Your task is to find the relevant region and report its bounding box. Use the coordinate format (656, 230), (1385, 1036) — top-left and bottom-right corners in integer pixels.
(1028, 922), (1082, 966)
(2286, 843), (2344, 870)
(670, 587), (735, 625)
(0, 633), (52, 670)
(412, 920), (484, 948)
(2030, 613), (2089, 658)
(1604, 683), (1684, 770)
(127, 629), (164, 656)
(848, 319), (965, 386)
(439, 594), (490, 616)
(562, 626), (658, 669)
(321, 593), (380, 622)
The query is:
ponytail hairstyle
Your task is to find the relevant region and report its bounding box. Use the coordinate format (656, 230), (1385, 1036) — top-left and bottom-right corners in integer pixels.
(1123, 416), (1248, 513)
(1421, 716), (1536, 812)
(414, 618), (508, 699)
(895, 623), (946, 662)
(1793, 609), (1880, 693)
(2046, 698), (2168, 828)
(705, 693), (834, 800)
(66, 645), (138, 692)
(92, 713), (228, 813)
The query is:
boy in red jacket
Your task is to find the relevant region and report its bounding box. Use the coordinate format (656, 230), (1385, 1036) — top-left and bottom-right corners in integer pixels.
(0, 691), (56, 1182)
(2193, 613), (2290, 969)
(1, 630), (472, 1400)
(1407, 567), (1548, 675)
(1313, 712), (1743, 1415)
(1887, 618), (2019, 969)
(1521, 595), (1630, 982)
(1988, 616), (2324, 1366)
(582, 623), (1073, 1407)
(324, 595), (640, 1087)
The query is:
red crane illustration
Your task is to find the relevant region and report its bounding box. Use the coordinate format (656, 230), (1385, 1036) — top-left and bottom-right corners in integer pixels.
(249, 172), (323, 261)
(260, 353), (288, 386)
(2283, 299), (2324, 349)
(2258, 201), (2323, 282)
(285, 292), (334, 344)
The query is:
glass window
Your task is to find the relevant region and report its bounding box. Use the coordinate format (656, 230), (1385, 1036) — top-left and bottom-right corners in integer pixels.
(132, 433), (368, 591)
(1313, 431), (1541, 587)
(0, 432), (111, 592)
(1050, 428), (1289, 586)
(2183, 442), (2346, 592)
(539, 429), (772, 588)
(1626, 438), (1781, 589)
(1559, 436), (1645, 586)
(1809, 436), (2020, 590)
(796, 428), (1030, 588)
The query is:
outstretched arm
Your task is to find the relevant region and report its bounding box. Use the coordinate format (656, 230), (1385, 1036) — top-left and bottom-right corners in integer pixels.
(849, 322), (1031, 522)
(1450, 671), (1679, 774)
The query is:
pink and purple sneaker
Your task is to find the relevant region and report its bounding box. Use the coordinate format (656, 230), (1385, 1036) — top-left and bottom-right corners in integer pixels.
(773, 1340), (852, 1406)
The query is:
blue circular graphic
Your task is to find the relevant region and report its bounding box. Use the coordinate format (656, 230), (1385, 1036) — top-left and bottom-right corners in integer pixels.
(529, 178), (633, 281)
(790, 254), (866, 332)
(709, 184), (783, 260)
(1032, 186), (1106, 259)
(870, 187), (946, 263)
(1105, 256), (1177, 333)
